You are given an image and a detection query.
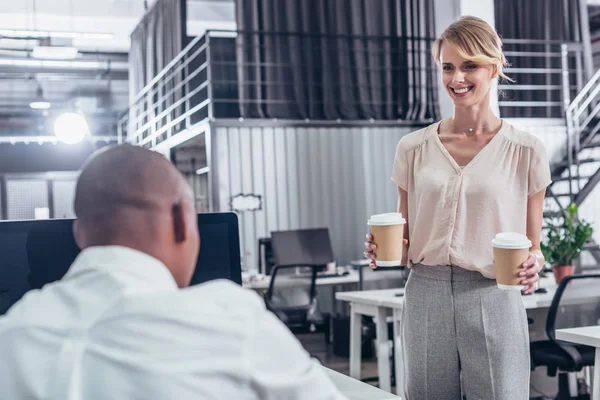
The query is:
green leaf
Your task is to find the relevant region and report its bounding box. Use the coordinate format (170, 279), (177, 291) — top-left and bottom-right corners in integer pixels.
(541, 203), (594, 266)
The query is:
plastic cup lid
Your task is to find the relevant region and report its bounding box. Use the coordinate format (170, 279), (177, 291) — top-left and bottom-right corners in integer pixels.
(368, 212), (406, 226)
(491, 232), (531, 249)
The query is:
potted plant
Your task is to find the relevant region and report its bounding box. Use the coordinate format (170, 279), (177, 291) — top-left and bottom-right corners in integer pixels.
(541, 203), (593, 284)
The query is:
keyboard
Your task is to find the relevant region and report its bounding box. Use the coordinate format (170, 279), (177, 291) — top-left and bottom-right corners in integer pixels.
(317, 272), (350, 279)
(286, 272), (350, 280)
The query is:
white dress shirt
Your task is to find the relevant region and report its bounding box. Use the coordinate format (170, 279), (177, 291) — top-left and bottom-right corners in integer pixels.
(0, 246), (346, 400)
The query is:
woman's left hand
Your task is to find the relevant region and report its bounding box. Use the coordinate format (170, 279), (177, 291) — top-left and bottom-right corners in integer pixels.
(520, 251), (542, 295)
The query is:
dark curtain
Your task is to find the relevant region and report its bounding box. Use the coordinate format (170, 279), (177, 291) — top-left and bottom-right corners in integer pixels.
(234, 0), (438, 121)
(129, 0), (186, 133)
(495, 0), (584, 118)
(210, 37), (241, 119)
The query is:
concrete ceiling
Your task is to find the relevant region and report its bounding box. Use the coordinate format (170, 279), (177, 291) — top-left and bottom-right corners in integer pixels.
(0, 0), (236, 138)
(0, 0), (236, 52)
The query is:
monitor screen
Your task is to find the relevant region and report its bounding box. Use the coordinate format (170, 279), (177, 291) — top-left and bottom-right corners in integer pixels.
(0, 212), (241, 315)
(270, 228), (334, 268)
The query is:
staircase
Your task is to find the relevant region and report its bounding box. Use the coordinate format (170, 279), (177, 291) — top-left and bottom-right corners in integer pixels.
(543, 69), (600, 262)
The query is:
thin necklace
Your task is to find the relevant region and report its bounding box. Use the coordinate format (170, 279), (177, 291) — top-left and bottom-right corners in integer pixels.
(450, 119), (497, 135)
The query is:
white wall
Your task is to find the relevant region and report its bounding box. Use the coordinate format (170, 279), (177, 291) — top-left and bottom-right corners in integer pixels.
(184, 173), (210, 213)
(211, 124), (415, 270)
(504, 118), (569, 165)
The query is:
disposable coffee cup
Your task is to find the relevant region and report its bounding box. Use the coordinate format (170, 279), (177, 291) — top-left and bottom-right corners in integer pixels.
(368, 213), (406, 267)
(491, 232), (531, 291)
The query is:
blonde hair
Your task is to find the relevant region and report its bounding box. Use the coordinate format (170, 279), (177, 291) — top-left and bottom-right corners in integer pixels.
(432, 16), (513, 82)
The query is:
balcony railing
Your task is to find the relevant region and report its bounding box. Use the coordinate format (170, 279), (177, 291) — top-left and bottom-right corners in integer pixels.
(119, 30), (442, 147)
(119, 33), (588, 148)
(118, 33), (212, 148)
(499, 39), (585, 119)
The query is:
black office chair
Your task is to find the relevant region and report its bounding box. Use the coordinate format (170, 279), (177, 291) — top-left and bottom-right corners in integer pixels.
(264, 264), (327, 335)
(530, 274), (600, 400)
(257, 237), (276, 275)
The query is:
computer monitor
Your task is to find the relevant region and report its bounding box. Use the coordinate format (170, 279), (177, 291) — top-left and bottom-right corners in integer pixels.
(192, 212), (241, 286)
(0, 212), (241, 315)
(270, 228), (334, 271)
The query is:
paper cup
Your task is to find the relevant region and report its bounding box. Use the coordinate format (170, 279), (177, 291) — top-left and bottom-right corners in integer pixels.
(492, 232), (531, 291)
(368, 213), (406, 267)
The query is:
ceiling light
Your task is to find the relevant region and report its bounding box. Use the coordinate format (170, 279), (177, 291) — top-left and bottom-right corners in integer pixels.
(0, 29), (113, 40)
(32, 46), (78, 60)
(29, 86), (51, 110)
(0, 59), (103, 69)
(0, 135), (115, 144)
(54, 112), (89, 144)
(29, 101), (51, 110)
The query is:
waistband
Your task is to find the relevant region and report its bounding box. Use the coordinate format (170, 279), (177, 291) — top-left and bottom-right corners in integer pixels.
(411, 264), (491, 282)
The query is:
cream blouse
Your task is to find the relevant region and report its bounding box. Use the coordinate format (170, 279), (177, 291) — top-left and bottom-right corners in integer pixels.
(391, 120), (552, 278)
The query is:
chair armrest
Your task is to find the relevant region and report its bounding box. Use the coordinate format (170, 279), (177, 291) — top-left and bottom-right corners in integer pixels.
(556, 341), (584, 369)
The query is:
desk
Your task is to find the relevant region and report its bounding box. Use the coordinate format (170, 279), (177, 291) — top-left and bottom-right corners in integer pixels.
(243, 267), (407, 292)
(323, 367), (399, 400)
(244, 271), (360, 316)
(335, 277), (557, 395)
(336, 289), (404, 394)
(243, 270), (360, 291)
(244, 269), (407, 316)
(556, 326), (600, 400)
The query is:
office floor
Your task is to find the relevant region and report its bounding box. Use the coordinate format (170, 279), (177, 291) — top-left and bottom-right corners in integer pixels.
(297, 333), (588, 400)
(297, 333), (384, 388)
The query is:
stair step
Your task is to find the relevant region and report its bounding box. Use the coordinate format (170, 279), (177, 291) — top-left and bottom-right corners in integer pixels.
(583, 139), (600, 149)
(552, 157), (600, 168)
(584, 243), (600, 251)
(548, 192), (574, 197)
(550, 175), (591, 182)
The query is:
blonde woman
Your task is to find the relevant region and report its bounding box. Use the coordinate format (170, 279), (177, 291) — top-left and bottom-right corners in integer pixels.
(365, 16), (551, 399)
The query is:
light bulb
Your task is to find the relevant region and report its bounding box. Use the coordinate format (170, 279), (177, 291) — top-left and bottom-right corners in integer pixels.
(54, 112), (89, 144)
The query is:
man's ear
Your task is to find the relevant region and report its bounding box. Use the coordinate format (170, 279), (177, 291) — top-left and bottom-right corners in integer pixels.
(73, 220), (84, 250)
(172, 202), (187, 244)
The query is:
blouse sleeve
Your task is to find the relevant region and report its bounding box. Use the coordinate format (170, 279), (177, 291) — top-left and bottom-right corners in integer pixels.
(391, 137), (409, 191)
(528, 138), (552, 196)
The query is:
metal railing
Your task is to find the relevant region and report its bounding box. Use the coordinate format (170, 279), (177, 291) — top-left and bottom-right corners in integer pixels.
(120, 34), (590, 149)
(119, 30), (440, 148)
(498, 39), (585, 119)
(563, 68), (600, 201)
(118, 33), (211, 148)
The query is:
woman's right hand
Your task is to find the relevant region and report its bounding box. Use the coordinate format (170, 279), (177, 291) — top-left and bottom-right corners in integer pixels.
(364, 233), (408, 269)
(364, 233), (378, 269)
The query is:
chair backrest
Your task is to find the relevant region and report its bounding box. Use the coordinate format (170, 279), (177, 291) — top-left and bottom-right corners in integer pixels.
(546, 274), (600, 343)
(265, 264), (319, 309)
(257, 237), (276, 275)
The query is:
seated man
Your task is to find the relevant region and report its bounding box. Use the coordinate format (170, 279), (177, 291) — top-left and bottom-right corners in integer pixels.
(0, 145), (346, 400)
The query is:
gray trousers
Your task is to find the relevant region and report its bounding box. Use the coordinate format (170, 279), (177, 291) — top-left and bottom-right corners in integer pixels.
(401, 265), (530, 400)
